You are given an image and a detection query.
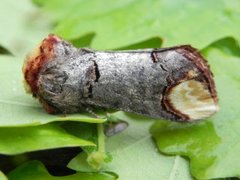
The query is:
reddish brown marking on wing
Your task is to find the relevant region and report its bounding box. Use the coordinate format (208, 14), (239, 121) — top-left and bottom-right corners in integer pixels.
(23, 34), (61, 97)
(176, 45), (218, 105)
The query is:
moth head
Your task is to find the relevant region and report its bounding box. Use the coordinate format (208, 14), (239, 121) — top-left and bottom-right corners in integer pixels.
(23, 34), (61, 96)
(164, 79), (218, 121)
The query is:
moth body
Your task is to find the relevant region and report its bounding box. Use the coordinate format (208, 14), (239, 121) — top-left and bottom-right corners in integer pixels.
(23, 35), (218, 121)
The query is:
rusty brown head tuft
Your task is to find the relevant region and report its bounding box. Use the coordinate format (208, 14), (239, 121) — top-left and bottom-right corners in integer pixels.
(23, 34), (61, 96)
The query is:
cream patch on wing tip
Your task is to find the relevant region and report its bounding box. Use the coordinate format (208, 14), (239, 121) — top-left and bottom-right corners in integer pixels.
(167, 80), (218, 120)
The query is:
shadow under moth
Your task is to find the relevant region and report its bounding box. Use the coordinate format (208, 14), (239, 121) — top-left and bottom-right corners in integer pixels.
(23, 35), (218, 122)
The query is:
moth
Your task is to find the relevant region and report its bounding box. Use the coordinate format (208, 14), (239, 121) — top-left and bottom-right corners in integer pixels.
(23, 34), (218, 122)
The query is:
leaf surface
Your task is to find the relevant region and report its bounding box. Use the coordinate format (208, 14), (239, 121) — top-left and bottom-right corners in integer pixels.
(34, 0), (240, 49)
(68, 112), (193, 180)
(7, 161), (118, 180)
(0, 171), (8, 180)
(0, 123), (94, 155)
(0, 45), (12, 55)
(0, 0), (51, 56)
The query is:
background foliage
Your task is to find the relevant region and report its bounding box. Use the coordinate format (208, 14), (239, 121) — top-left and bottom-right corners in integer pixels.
(0, 0), (240, 179)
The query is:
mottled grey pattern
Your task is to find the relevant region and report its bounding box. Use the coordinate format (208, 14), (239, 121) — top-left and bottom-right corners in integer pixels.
(38, 41), (202, 121)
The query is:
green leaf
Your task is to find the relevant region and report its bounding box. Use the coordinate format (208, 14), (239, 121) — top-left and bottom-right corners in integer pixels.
(70, 33), (95, 48)
(0, 171), (8, 180)
(7, 160), (118, 180)
(63, 122), (109, 169)
(205, 36), (240, 57)
(0, 123), (94, 155)
(0, 0), (52, 56)
(36, 0), (240, 49)
(68, 112), (193, 180)
(150, 38), (240, 179)
(0, 45), (12, 55)
(116, 37), (162, 50)
(32, 0), (48, 6)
